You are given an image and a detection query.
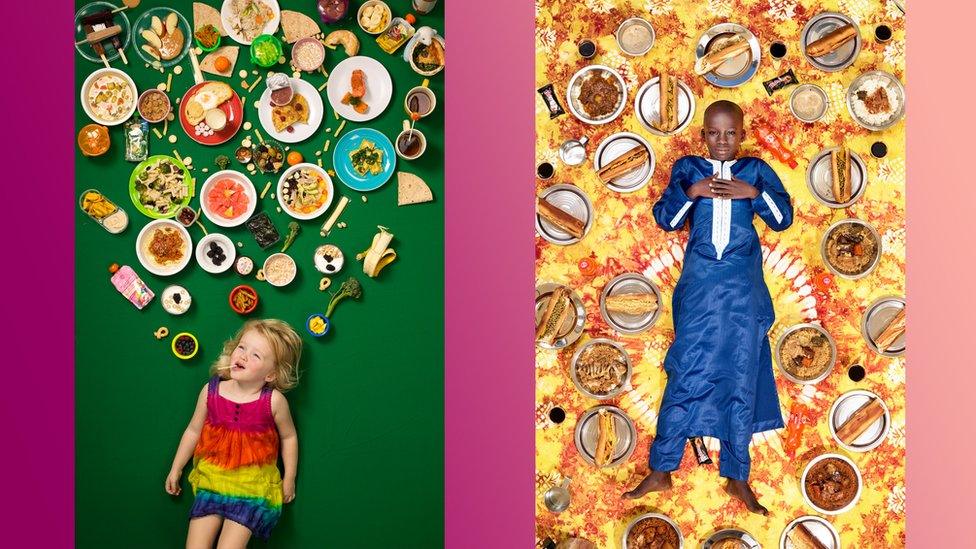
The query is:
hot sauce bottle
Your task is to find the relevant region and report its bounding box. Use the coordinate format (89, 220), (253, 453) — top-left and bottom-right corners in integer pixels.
(753, 120), (798, 169)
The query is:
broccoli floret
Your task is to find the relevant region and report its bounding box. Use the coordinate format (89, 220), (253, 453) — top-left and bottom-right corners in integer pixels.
(281, 222), (300, 252)
(325, 277), (362, 318)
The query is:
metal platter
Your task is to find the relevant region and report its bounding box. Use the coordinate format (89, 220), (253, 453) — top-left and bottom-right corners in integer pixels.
(573, 405), (637, 468)
(534, 283), (586, 350)
(861, 296), (906, 356)
(800, 453), (863, 515)
(846, 70), (906, 131)
(634, 76), (697, 136)
(695, 23), (761, 88)
(536, 184), (594, 245)
(593, 132), (655, 193)
(828, 389), (891, 453)
(569, 338), (632, 400)
(801, 11), (862, 72)
(774, 323), (837, 385)
(702, 529), (761, 548)
(805, 147), (868, 209)
(565, 65), (628, 125)
(820, 218), (882, 280)
(622, 513), (684, 549)
(780, 515), (841, 549)
(599, 273), (663, 335)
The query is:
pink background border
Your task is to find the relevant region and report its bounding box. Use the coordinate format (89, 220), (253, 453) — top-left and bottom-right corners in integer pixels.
(0, 0), (973, 546)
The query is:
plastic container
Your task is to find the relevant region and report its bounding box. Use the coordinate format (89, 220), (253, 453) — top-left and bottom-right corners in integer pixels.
(80, 189), (129, 234)
(250, 34), (283, 68)
(376, 15), (415, 54)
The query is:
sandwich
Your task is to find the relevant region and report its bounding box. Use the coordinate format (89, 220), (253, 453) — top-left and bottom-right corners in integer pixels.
(874, 307), (906, 351)
(597, 145), (649, 184)
(537, 196), (586, 239)
(605, 293), (658, 316)
(835, 398), (885, 445)
(654, 72), (679, 132)
(831, 147), (852, 203)
(694, 35), (751, 76)
(536, 286), (572, 345)
(594, 410), (617, 466)
(786, 522), (830, 549)
(806, 24), (858, 58)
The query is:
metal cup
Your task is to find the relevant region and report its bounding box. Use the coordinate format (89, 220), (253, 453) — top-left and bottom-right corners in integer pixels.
(543, 477), (572, 513)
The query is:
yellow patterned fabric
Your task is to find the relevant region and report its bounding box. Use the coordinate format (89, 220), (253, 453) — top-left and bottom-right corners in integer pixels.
(535, 0), (905, 547)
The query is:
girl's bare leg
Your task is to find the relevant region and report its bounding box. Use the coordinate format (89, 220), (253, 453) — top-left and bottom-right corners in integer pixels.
(186, 515), (223, 549)
(216, 519), (253, 549)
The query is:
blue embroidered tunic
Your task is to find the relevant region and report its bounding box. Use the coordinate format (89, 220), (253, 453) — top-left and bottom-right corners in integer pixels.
(651, 155), (793, 449)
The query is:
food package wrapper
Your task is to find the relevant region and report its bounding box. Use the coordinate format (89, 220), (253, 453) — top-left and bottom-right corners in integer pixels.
(110, 265), (155, 309)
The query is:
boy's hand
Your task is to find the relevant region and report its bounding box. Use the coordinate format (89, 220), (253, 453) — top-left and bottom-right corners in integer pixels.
(283, 478), (296, 503)
(165, 469), (182, 496)
(687, 176), (720, 199)
(710, 177), (759, 200)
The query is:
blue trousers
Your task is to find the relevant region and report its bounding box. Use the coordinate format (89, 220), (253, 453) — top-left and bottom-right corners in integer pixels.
(649, 435), (750, 481)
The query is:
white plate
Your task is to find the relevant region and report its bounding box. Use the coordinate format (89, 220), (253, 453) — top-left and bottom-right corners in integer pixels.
(800, 453), (863, 515)
(221, 0), (280, 45)
(195, 233), (236, 274)
(829, 389), (891, 453)
(634, 76), (696, 136)
(780, 516), (840, 549)
(135, 219), (192, 276)
(326, 56), (394, 122)
(199, 170), (257, 228)
(258, 78), (325, 143)
(565, 65), (627, 125)
(592, 132), (655, 193)
(80, 68), (138, 126)
(536, 184), (594, 245)
(277, 163), (335, 220)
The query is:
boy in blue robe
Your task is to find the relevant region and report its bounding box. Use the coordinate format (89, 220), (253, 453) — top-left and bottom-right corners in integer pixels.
(622, 101), (793, 515)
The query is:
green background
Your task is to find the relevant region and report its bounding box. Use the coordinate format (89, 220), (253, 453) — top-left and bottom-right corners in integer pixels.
(74, 0), (444, 547)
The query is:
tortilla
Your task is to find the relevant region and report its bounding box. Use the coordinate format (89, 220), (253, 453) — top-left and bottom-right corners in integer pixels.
(200, 46), (239, 77)
(397, 172), (433, 206)
(193, 2), (227, 35)
(281, 10), (320, 44)
(271, 93), (310, 132)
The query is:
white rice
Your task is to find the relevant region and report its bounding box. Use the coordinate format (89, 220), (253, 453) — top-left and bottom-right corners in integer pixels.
(851, 77), (901, 126)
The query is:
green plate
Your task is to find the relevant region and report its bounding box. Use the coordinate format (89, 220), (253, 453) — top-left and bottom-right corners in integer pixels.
(128, 155), (195, 219)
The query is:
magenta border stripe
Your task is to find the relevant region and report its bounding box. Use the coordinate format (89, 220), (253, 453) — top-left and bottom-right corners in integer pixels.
(0, 0), (76, 545)
(444, 1), (536, 547)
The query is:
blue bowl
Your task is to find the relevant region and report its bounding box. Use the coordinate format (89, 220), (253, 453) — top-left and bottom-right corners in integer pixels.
(306, 313), (330, 337)
(332, 128), (396, 192)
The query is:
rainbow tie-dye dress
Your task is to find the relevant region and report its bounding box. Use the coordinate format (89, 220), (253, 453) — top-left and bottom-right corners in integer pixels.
(188, 376), (283, 540)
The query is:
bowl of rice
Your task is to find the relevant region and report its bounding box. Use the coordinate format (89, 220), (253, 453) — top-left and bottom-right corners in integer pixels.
(263, 253), (297, 287)
(846, 70), (905, 131)
(292, 37), (325, 72)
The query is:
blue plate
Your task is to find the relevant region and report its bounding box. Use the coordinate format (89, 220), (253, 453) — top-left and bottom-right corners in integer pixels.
(332, 128), (397, 192)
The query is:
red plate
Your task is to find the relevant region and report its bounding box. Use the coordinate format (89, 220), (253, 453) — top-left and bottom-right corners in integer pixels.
(179, 82), (244, 146)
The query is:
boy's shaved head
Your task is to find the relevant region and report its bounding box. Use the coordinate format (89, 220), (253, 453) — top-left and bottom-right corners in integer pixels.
(704, 100), (744, 125)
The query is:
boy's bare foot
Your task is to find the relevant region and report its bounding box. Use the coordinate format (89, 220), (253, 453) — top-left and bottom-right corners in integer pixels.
(723, 478), (768, 515)
(622, 470), (672, 499)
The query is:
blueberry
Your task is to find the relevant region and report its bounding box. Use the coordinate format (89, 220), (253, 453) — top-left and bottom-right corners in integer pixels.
(173, 293), (182, 304)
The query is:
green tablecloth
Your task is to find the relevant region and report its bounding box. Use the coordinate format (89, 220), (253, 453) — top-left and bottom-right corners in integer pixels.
(75, 1), (443, 546)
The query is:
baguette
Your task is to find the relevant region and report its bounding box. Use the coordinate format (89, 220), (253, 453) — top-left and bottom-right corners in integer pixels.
(536, 286), (572, 344)
(787, 522), (830, 549)
(836, 398), (885, 445)
(806, 24), (857, 58)
(695, 35), (751, 75)
(605, 293), (658, 316)
(831, 147), (852, 203)
(597, 145), (649, 183)
(655, 73), (679, 132)
(594, 410), (617, 466)
(874, 307), (906, 351)
(537, 196), (586, 239)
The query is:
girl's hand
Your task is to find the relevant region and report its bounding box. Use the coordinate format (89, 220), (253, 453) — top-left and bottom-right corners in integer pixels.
(283, 478), (296, 504)
(710, 177), (759, 200)
(165, 469), (182, 496)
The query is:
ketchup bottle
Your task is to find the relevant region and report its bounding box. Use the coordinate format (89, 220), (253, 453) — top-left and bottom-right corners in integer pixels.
(753, 120), (798, 169)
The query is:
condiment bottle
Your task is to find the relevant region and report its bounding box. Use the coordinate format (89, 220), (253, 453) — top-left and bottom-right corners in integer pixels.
(753, 120), (798, 169)
(377, 14), (416, 54)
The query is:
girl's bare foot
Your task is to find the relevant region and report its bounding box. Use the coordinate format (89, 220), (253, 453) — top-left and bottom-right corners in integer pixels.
(622, 470), (672, 499)
(723, 478), (768, 515)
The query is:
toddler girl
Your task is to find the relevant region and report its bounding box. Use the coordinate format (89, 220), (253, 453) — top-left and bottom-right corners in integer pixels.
(165, 319), (303, 548)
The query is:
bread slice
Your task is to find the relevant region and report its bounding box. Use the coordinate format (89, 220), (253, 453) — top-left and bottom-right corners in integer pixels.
(200, 46), (239, 78)
(193, 2), (226, 35)
(536, 286), (572, 344)
(787, 522), (829, 549)
(605, 293), (658, 316)
(397, 172), (434, 205)
(537, 196), (585, 239)
(831, 147), (851, 203)
(281, 10), (320, 44)
(695, 36), (750, 75)
(597, 145), (648, 184)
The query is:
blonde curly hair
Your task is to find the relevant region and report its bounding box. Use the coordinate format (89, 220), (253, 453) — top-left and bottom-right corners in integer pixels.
(210, 319), (303, 392)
